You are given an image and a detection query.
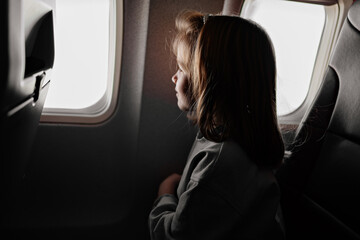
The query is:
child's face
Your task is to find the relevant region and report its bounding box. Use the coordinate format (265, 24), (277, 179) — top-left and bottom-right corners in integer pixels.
(172, 56), (191, 111)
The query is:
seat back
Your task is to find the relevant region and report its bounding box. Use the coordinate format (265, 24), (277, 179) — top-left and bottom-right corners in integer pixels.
(0, 0), (54, 227)
(276, 1), (360, 239)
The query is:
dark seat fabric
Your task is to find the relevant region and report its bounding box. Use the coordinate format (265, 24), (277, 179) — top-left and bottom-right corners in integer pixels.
(276, 1), (360, 239)
(0, 0), (54, 231)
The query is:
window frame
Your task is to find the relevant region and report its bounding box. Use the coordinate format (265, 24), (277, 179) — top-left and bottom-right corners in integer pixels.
(240, 0), (353, 124)
(40, 0), (123, 124)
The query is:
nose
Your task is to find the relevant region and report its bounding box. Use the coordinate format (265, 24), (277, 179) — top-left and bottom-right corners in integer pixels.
(172, 73), (177, 84)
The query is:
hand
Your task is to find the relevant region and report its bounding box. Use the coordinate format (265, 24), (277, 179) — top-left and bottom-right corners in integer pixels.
(158, 173), (182, 197)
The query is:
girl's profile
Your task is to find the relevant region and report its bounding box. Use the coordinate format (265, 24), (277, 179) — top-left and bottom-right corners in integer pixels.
(149, 10), (285, 240)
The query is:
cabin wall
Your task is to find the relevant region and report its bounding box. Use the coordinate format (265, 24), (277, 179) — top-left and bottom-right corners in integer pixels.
(21, 0), (223, 239)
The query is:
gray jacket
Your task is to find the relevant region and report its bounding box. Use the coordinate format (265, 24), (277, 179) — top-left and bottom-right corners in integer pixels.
(149, 133), (284, 240)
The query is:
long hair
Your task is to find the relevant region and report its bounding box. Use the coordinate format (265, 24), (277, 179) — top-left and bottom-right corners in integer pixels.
(192, 16), (284, 168)
(172, 10), (204, 75)
(172, 10), (204, 106)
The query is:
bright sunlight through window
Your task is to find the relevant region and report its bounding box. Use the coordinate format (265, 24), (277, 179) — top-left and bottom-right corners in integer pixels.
(44, 0), (110, 110)
(242, 0), (325, 116)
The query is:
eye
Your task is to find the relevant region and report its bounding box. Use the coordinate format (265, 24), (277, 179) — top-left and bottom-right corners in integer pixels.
(177, 61), (186, 73)
(177, 65), (183, 72)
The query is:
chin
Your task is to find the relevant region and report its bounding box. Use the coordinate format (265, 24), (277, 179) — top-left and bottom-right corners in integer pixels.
(177, 102), (189, 112)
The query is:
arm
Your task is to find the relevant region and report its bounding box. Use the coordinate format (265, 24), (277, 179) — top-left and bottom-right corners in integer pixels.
(149, 180), (239, 240)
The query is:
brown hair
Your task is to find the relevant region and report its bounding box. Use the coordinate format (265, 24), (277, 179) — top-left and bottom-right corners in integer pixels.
(192, 16), (284, 168)
(172, 10), (204, 107)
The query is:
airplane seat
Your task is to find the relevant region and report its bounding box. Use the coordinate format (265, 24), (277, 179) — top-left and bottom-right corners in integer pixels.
(0, 0), (54, 228)
(276, 1), (360, 239)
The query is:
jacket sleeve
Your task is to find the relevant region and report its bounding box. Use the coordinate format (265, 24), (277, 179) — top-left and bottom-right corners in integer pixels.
(148, 180), (240, 240)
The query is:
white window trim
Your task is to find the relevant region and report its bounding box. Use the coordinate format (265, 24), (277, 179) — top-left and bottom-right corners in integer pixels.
(279, 0), (352, 123)
(241, 0), (353, 123)
(40, 0), (123, 124)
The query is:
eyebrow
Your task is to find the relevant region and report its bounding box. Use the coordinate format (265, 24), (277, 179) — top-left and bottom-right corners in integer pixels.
(176, 59), (186, 69)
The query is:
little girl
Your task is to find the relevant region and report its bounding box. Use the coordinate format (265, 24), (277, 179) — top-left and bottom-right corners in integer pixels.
(149, 10), (285, 240)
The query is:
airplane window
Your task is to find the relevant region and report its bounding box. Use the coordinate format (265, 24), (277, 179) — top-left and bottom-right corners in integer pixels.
(241, 0), (325, 116)
(39, 0), (119, 123)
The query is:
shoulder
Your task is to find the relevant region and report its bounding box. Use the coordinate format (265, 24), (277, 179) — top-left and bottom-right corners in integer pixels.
(194, 138), (279, 213)
(188, 133), (278, 189)
(188, 135), (251, 182)
(214, 139), (277, 186)
(188, 134), (254, 181)
(183, 135), (281, 227)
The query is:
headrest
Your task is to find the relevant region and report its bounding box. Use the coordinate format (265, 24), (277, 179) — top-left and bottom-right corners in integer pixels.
(24, 0), (52, 57)
(24, 0), (54, 77)
(328, 0), (360, 141)
(0, 0), (54, 114)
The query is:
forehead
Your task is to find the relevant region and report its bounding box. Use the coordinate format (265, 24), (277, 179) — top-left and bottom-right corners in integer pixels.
(176, 42), (188, 67)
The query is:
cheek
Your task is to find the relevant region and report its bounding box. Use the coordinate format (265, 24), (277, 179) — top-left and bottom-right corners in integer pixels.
(178, 76), (189, 94)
